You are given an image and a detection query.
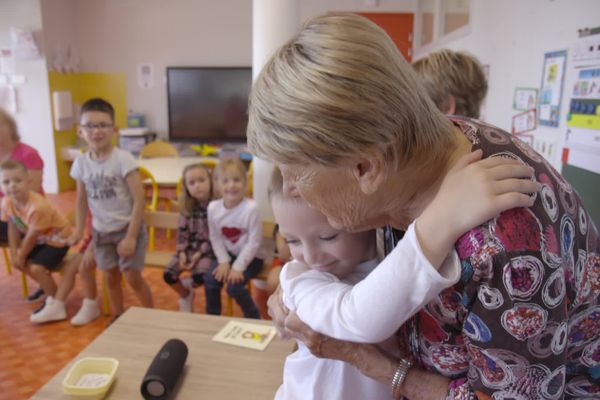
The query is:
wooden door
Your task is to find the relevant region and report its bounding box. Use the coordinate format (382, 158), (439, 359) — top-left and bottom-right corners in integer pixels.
(358, 13), (414, 62)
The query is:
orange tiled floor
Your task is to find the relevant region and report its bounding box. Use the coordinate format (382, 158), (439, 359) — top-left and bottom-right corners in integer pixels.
(0, 192), (265, 400)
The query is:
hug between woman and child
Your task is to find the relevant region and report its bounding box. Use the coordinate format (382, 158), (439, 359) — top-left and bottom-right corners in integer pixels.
(268, 152), (540, 399)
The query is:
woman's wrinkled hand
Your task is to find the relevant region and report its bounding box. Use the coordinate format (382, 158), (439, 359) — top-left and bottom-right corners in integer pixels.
(267, 285), (290, 339)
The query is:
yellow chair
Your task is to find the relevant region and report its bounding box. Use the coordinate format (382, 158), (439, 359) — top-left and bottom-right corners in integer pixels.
(246, 161), (253, 198)
(139, 140), (178, 159)
(138, 167), (159, 250)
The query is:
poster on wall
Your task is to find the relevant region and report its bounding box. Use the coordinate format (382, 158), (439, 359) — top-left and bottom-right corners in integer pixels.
(512, 109), (537, 135)
(137, 63), (154, 89)
(538, 50), (567, 127)
(513, 88), (538, 111)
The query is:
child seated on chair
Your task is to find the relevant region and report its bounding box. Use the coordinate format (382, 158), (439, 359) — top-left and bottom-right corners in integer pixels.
(0, 160), (74, 321)
(69, 98), (153, 321)
(163, 163), (214, 312)
(205, 158), (263, 319)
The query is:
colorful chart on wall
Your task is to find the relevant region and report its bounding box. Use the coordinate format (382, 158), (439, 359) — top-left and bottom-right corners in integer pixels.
(539, 50), (567, 127)
(512, 109), (537, 135)
(513, 88), (538, 111)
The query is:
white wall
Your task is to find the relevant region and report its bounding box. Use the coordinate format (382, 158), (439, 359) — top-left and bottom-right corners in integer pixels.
(0, 0), (58, 192)
(40, 0), (77, 72)
(414, 0), (600, 169)
(300, 0), (415, 20)
(40, 0), (415, 138)
(69, 0), (253, 137)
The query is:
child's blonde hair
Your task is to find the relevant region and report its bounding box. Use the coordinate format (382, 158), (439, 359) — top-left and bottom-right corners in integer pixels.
(216, 158), (247, 182)
(247, 13), (456, 172)
(413, 49), (488, 119)
(179, 163), (212, 217)
(0, 108), (20, 141)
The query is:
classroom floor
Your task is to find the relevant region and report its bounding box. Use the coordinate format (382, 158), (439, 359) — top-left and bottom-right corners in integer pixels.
(0, 191), (262, 399)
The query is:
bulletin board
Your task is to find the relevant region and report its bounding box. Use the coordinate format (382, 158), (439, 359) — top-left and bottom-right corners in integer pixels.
(561, 28), (600, 226)
(539, 50), (567, 127)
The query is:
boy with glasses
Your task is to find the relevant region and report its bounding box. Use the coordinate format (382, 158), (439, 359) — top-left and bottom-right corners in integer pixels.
(69, 98), (153, 321)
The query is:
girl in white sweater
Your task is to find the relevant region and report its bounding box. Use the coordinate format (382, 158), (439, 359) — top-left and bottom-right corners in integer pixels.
(205, 158), (262, 318)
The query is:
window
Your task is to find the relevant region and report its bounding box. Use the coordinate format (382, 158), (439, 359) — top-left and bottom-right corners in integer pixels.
(444, 0), (470, 35)
(414, 0), (471, 51)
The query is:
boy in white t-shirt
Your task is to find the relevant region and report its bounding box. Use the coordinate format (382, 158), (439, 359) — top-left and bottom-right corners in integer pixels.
(269, 153), (539, 399)
(69, 98), (153, 320)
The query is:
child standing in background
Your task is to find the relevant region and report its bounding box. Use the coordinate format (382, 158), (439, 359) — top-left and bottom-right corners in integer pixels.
(163, 163), (214, 312)
(70, 98), (153, 320)
(206, 158), (263, 319)
(0, 160), (73, 322)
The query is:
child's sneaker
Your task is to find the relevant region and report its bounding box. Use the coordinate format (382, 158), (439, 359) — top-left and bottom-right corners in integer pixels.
(70, 298), (101, 326)
(26, 287), (45, 303)
(178, 280), (195, 312)
(30, 296), (66, 323)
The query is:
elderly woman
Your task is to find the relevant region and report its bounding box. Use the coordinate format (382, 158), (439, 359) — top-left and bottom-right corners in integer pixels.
(248, 14), (600, 400)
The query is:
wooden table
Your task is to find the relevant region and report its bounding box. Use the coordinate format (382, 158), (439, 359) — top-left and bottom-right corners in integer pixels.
(32, 307), (293, 400)
(138, 157), (218, 186)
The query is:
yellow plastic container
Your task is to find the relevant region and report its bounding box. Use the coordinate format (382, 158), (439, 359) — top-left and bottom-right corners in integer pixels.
(62, 357), (119, 400)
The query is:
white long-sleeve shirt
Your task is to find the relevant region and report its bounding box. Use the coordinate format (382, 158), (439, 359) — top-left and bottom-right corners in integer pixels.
(276, 221), (460, 400)
(207, 198), (263, 272)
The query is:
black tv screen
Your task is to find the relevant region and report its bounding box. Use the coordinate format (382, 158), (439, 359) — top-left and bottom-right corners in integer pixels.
(167, 67), (252, 142)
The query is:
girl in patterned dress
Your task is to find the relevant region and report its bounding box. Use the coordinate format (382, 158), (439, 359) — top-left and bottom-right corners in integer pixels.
(163, 163), (214, 312)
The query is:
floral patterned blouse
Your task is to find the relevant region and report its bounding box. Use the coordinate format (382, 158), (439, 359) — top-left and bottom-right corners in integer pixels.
(394, 117), (600, 399)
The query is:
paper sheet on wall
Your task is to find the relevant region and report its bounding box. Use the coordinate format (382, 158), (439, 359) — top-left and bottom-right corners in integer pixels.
(137, 63), (154, 89)
(0, 86), (17, 113)
(212, 321), (277, 351)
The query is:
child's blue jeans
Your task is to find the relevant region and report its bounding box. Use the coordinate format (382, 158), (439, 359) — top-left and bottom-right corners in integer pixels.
(203, 254), (262, 319)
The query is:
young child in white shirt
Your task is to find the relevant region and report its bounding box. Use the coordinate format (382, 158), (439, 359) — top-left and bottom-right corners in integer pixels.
(206, 158), (263, 318)
(269, 153), (539, 399)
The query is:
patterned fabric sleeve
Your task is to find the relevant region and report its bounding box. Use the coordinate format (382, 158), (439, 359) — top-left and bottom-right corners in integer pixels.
(449, 210), (571, 399)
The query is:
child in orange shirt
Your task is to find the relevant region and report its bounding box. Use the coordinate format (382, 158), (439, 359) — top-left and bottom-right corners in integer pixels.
(0, 160), (73, 320)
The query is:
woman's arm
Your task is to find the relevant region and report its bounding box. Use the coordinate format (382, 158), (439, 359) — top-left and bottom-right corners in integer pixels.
(283, 310), (450, 400)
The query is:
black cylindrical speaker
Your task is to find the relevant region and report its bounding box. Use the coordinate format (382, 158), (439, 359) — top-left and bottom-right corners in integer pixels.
(141, 338), (188, 400)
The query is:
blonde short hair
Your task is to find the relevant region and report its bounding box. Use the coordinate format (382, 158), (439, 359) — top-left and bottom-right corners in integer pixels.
(413, 49), (488, 119)
(0, 108), (20, 141)
(216, 158), (247, 180)
(247, 13), (455, 170)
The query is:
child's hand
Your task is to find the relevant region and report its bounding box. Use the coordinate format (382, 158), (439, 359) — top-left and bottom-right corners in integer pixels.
(178, 252), (188, 270)
(68, 232), (83, 246)
(117, 236), (136, 259)
(227, 269), (244, 284)
(190, 252), (202, 267)
(213, 262), (230, 282)
(417, 150), (542, 267)
(436, 149), (541, 235)
(82, 244), (95, 270)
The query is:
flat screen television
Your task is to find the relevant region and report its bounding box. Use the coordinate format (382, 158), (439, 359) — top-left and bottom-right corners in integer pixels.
(167, 67), (252, 142)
